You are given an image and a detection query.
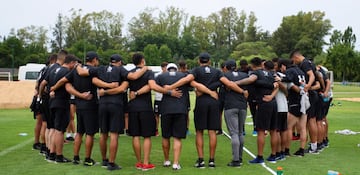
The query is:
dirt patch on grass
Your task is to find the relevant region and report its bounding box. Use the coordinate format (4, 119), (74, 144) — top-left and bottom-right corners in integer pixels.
(0, 81), (36, 109)
(337, 98), (360, 102)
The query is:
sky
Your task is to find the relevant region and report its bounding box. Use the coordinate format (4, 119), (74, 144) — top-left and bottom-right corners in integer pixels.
(0, 0), (359, 48)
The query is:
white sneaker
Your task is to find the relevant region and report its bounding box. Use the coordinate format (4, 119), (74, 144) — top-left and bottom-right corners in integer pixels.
(172, 164), (181, 170)
(163, 160), (171, 167)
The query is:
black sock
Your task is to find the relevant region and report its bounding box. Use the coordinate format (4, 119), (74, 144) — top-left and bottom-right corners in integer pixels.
(257, 155), (263, 159)
(299, 148), (304, 152)
(198, 158), (204, 162)
(209, 158), (215, 162)
(285, 148), (290, 153)
(74, 155), (80, 160)
(56, 154), (63, 159)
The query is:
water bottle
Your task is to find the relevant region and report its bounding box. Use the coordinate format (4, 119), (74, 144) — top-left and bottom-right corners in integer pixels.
(327, 170), (340, 175)
(276, 166), (283, 175)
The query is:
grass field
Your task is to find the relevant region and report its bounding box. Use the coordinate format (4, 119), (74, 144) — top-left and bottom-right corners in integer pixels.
(0, 84), (359, 175)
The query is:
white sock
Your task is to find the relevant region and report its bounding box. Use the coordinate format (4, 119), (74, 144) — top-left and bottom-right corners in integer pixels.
(66, 133), (71, 138)
(311, 142), (317, 150)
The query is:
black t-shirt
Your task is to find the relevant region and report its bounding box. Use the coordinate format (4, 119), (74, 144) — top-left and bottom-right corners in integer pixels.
(298, 58), (317, 86)
(48, 66), (72, 109)
(250, 69), (274, 103)
(284, 66), (306, 105)
(96, 65), (128, 105)
(42, 63), (61, 98)
(223, 71), (248, 110)
(66, 64), (98, 109)
(156, 71), (189, 115)
(127, 67), (154, 112)
(191, 65), (223, 99)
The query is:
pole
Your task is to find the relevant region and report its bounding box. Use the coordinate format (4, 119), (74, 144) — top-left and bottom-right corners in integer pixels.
(11, 47), (14, 81)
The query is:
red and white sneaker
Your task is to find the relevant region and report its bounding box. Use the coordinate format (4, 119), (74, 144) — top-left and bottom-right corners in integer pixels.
(135, 162), (143, 170)
(142, 163), (155, 171)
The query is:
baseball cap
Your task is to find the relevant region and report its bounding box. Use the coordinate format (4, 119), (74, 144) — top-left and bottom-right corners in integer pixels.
(199, 52), (211, 63)
(166, 63), (178, 71)
(110, 54), (123, 63)
(225, 60), (236, 70)
(85, 51), (98, 61)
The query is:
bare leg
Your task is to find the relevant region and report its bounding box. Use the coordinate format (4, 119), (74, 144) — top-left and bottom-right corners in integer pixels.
(100, 133), (108, 160)
(162, 138), (170, 161)
(208, 130), (217, 159)
(195, 130), (204, 158)
(109, 132), (119, 163)
(173, 138), (182, 165)
(143, 137), (152, 165)
(132, 136), (141, 163)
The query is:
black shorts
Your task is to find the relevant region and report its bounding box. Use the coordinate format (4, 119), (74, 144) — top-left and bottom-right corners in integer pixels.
(277, 112), (288, 132)
(40, 98), (51, 126)
(255, 100), (277, 131)
(193, 96), (220, 130)
(99, 103), (125, 134)
(154, 100), (161, 115)
(161, 114), (187, 139)
(322, 98), (332, 117)
(76, 109), (99, 135)
(51, 108), (70, 132)
(128, 111), (156, 137)
(316, 97), (325, 121)
(307, 91), (319, 118)
(289, 103), (303, 118)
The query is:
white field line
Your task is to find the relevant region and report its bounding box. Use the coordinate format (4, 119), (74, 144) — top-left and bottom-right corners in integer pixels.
(0, 138), (33, 157)
(222, 131), (277, 175)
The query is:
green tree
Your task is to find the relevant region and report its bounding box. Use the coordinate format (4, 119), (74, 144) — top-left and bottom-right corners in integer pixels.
(327, 26), (358, 81)
(230, 41), (277, 60)
(271, 11), (332, 58)
(51, 13), (66, 52)
(143, 44), (159, 65)
(159, 44), (172, 63)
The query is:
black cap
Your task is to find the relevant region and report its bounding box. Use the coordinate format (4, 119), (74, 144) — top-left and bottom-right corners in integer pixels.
(85, 51), (98, 61)
(199, 52), (211, 63)
(225, 60), (236, 71)
(110, 54), (124, 63)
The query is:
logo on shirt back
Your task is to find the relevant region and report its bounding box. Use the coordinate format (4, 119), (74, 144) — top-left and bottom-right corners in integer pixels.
(262, 70), (269, 77)
(54, 67), (61, 74)
(205, 66), (211, 74)
(232, 71), (239, 77)
(107, 66), (112, 72)
(169, 72), (176, 76)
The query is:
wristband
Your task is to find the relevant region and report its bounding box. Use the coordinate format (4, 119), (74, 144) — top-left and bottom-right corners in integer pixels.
(135, 91), (138, 96)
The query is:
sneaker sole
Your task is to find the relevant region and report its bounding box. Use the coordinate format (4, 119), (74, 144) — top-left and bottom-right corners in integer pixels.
(142, 167), (155, 171)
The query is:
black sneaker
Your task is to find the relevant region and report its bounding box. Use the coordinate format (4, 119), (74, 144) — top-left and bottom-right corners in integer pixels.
(208, 159), (215, 168)
(107, 163), (121, 171)
(56, 156), (71, 163)
(39, 145), (47, 156)
(293, 149), (304, 157)
(216, 130), (223, 135)
(84, 158), (96, 166)
(73, 158), (81, 165)
(194, 159), (205, 168)
(102, 159), (109, 168)
(227, 160), (241, 167)
(307, 147), (320, 154)
(266, 155), (277, 163)
(66, 136), (75, 142)
(32, 143), (41, 150)
(47, 153), (56, 163)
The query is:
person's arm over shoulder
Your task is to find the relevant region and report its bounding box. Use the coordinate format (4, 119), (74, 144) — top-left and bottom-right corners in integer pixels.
(166, 73), (195, 90)
(220, 76), (245, 94)
(127, 66), (147, 80)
